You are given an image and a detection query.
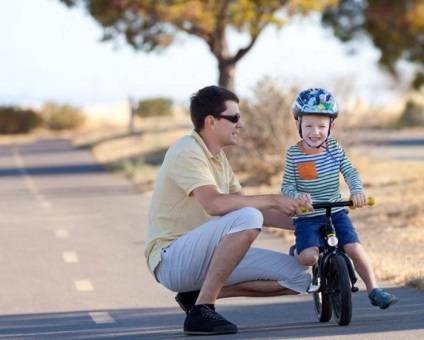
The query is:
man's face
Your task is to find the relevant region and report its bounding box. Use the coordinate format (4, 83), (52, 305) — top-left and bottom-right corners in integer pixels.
(215, 100), (243, 146)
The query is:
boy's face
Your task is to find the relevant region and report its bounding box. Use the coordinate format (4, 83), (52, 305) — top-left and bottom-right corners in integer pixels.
(297, 114), (333, 148)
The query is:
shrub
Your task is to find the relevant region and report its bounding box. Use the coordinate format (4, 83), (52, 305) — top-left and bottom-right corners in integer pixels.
(396, 99), (424, 127)
(226, 78), (299, 185)
(0, 106), (42, 134)
(40, 102), (86, 130)
(135, 98), (173, 118)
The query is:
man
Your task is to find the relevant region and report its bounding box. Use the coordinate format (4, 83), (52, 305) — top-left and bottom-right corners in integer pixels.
(145, 85), (312, 336)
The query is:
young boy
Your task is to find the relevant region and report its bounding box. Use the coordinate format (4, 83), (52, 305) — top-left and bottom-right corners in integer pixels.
(281, 88), (397, 309)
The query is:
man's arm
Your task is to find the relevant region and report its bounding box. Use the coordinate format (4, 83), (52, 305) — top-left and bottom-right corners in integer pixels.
(192, 185), (310, 218)
(234, 190), (294, 229)
(261, 209), (295, 230)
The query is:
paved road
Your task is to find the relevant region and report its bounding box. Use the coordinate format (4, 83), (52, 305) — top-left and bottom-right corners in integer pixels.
(349, 128), (424, 162)
(0, 138), (423, 339)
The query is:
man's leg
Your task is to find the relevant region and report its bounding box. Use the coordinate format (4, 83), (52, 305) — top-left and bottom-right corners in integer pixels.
(178, 245), (311, 313)
(219, 280), (298, 298)
(195, 228), (260, 305)
(178, 208), (263, 335)
(155, 207), (310, 334)
(156, 207), (265, 294)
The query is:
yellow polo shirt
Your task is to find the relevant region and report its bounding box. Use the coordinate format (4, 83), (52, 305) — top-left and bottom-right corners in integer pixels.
(145, 130), (242, 277)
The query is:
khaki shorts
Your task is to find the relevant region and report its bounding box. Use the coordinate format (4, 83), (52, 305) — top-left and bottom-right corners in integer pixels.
(155, 207), (311, 294)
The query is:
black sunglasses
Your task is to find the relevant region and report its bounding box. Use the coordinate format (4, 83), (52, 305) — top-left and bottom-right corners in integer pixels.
(216, 113), (241, 124)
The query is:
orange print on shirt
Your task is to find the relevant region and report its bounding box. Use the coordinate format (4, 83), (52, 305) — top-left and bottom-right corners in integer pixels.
(297, 161), (318, 180)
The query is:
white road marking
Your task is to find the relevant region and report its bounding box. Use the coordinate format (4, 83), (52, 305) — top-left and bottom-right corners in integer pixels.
(74, 280), (94, 292)
(62, 251), (79, 263)
(89, 312), (116, 324)
(12, 147), (52, 208)
(55, 229), (69, 238)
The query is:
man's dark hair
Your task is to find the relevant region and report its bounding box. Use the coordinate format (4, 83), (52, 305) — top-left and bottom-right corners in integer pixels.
(190, 85), (239, 131)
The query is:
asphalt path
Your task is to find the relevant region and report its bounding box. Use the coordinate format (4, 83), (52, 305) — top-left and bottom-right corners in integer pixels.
(0, 137), (423, 339)
(348, 128), (424, 162)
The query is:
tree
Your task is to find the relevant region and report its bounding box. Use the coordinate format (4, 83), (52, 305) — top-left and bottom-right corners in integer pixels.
(40, 102), (86, 130)
(322, 0), (424, 89)
(58, 0), (338, 90)
(135, 97), (173, 117)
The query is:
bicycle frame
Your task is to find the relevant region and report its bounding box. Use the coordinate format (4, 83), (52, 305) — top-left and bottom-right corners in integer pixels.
(307, 197), (374, 326)
(318, 203), (359, 293)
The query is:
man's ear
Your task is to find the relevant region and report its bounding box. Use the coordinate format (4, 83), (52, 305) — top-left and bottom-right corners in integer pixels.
(205, 115), (216, 129)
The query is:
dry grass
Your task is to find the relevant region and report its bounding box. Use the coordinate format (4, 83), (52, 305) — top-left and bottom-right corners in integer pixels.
(76, 116), (424, 291)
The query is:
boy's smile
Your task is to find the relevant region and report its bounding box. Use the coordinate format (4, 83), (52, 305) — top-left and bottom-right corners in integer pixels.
(298, 115), (333, 149)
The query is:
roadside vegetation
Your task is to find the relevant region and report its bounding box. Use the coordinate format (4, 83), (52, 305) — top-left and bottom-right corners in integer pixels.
(0, 102), (85, 135)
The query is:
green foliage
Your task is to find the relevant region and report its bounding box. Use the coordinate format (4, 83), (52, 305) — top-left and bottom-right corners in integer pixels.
(135, 98), (173, 118)
(226, 77), (299, 185)
(107, 157), (146, 175)
(0, 107), (42, 134)
(58, 0), (336, 89)
(323, 0), (424, 88)
(396, 99), (424, 127)
(40, 102), (86, 131)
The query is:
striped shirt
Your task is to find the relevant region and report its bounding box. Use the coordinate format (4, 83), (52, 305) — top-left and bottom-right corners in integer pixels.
(282, 137), (364, 218)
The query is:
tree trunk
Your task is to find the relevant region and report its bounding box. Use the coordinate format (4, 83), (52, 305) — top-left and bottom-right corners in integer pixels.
(218, 60), (235, 91)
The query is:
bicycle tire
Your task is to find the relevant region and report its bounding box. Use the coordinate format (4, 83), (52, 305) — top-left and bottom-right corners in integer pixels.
(313, 262), (332, 322)
(328, 255), (352, 326)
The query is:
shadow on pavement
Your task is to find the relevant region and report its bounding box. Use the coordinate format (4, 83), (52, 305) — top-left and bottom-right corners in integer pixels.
(389, 138), (424, 146)
(0, 163), (105, 177)
(0, 287), (422, 339)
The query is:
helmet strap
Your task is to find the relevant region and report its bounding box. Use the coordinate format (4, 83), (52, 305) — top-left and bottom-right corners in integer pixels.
(298, 117), (303, 138)
(327, 117), (334, 139)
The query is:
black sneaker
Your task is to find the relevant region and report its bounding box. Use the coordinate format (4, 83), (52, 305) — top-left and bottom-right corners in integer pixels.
(289, 244), (296, 256)
(184, 304), (238, 335)
(175, 290), (200, 315)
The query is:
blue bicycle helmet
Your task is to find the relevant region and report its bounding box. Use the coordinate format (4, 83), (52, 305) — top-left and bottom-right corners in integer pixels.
(292, 88), (339, 141)
(292, 88), (339, 120)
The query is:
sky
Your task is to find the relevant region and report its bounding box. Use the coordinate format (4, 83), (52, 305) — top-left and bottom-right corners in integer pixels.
(0, 0), (406, 111)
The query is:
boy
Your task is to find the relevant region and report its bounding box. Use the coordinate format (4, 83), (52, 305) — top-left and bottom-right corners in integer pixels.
(281, 88), (397, 309)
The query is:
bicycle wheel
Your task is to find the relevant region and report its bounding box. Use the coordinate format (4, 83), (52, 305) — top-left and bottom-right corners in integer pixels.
(328, 255), (352, 326)
(312, 262), (332, 322)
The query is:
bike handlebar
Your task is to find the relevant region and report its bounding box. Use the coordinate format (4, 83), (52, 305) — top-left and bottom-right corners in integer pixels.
(300, 197), (375, 212)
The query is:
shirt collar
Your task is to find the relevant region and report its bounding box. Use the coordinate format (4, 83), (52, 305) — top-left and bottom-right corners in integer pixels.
(191, 129), (223, 161)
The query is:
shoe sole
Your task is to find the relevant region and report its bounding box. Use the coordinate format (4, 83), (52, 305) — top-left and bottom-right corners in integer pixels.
(184, 330), (238, 335)
(307, 284), (321, 293)
(380, 298), (399, 310)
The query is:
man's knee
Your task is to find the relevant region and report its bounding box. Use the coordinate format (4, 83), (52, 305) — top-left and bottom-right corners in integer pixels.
(222, 207), (263, 240)
(235, 207), (264, 230)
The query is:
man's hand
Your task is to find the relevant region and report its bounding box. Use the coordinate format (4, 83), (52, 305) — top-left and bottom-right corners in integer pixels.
(277, 196), (313, 217)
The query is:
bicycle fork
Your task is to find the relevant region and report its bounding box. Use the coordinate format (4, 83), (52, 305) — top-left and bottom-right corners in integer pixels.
(319, 251), (359, 294)
(316, 207), (359, 294)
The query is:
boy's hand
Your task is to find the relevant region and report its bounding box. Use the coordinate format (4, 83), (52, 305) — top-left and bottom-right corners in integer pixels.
(351, 193), (367, 208)
(297, 193), (313, 206)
